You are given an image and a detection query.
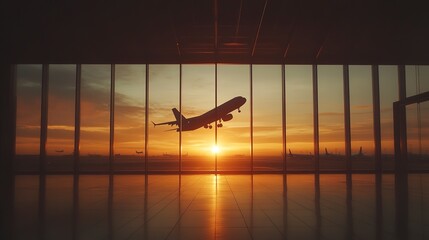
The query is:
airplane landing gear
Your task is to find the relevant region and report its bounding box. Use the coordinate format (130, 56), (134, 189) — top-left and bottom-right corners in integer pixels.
(238, 108), (241, 113)
(208, 125), (213, 129)
(217, 123), (223, 127)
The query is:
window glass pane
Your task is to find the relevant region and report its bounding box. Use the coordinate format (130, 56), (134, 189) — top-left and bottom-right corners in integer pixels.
(406, 65), (429, 170)
(420, 102), (429, 170)
(46, 65), (76, 171)
(148, 65), (179, 171)
(114, 65), (146, 171)
(285, 65), (314, 171)
(16, 64), (42, 172)
(318, 65), (345, 171)
(253, 65), (282, 172)
(407, 103), (429, 171)
(407, 103), (420, 169)
(406, 65), (429, 96)
(419, 66), (429, 93)
(217, 64), (250, 171)
(406, 66), (417, 97)
(182, 64), (215, 171)
(406, 65), (427, 97)
(349, 65), (374, 170)
(80, 65), (110, 171)
(379, 65), (398, 171)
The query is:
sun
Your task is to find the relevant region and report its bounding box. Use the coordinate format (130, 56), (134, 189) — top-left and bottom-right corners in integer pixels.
(211, 145), (220, 154)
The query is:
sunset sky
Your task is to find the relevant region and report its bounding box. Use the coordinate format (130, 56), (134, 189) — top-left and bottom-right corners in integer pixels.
(15, 64), (429, 160)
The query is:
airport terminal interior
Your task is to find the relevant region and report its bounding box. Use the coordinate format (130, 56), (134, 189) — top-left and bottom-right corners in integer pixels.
(1, 1), (429, 239)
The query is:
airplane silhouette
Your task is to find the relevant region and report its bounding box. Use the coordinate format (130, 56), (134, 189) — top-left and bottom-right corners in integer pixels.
(152, 96), (246, 132)
(136, 151), (143, 154)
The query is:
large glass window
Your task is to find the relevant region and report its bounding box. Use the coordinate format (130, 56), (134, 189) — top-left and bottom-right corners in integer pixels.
(114, 65), (146, 171)
(285, 65), (314, 171)
(46, 65), (76, 172)
(349, 65), (374, 170)
(182, 64), (215, 171)
(15, 64), (42, 172)
(14, 63), (423, 173)
(80, 65), (111, 171)
(253, 65), (283, 171)
(217, 64), (250, 171)
(318, 65), (345, 171)
(148, 65), (180, 171)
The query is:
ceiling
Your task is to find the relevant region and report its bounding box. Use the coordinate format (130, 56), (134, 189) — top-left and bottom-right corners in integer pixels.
(3, 0), (429, 64)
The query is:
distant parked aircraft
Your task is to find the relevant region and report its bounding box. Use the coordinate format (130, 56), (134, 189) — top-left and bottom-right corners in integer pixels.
(136, 151), (143, 154)
(55, 149), (64, 153)
(152, 96), (246, 132)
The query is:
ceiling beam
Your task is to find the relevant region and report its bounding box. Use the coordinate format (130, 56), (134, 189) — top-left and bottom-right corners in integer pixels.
(251, 0), (269, 57)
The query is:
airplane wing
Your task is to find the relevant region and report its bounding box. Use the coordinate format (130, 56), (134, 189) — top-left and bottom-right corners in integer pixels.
(152, 108), (186, 128)
(152, 120), (178, 127)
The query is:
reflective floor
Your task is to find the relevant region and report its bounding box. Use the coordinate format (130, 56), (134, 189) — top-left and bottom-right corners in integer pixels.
(11, 174), (429, 240)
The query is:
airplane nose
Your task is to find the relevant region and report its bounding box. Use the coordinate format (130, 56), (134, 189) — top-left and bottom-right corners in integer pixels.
(240, 96), (247, 104)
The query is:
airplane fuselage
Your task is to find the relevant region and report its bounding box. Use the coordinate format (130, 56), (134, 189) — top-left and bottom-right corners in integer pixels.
(153, 96), (246, 132)
(180, 96), (246, 131)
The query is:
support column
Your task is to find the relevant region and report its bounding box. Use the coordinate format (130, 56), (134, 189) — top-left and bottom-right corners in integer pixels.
(0, 64), (16, 240)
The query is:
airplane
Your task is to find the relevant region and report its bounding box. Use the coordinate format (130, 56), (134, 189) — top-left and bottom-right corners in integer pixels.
(152, 96), (246, 132)
(136, 151), (143, 154)
(55, 149), (64, 153)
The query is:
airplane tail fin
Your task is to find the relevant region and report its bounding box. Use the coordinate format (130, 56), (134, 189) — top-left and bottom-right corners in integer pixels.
(359, 146), (363, 156)
(172, 108), (187, 125)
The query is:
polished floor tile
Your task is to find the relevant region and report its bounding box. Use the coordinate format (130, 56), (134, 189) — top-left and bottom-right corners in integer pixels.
(10, 174), (429, 240)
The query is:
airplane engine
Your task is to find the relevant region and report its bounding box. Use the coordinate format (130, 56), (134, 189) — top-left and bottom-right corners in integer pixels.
(222, 114), (233, 122)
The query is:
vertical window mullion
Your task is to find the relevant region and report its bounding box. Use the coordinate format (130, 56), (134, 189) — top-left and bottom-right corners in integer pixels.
(109, 64), (115, 173)
(74, 64), (81, 174)
(250, 64), (254, 173)
(40, 64), (49, 174)
(312, 64), (319, 177)
(372, 65), (382, 174)
(145, 65), (149, 174)
(343, 65), (351, 181)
